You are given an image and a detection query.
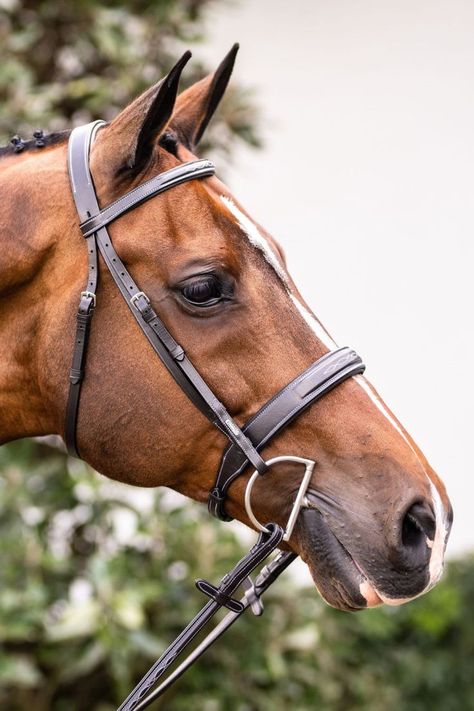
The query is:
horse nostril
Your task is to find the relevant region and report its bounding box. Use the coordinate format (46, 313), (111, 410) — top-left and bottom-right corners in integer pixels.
(401, 501), (436, 548)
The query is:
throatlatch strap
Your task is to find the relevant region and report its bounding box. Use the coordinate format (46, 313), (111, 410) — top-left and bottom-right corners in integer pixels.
(65, 121), (103, 456)
(64, 293), (95, 456)
(65, 121), (267, 473)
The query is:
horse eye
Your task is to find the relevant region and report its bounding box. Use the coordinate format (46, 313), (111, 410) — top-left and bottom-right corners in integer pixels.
(180, 275), (223, 306)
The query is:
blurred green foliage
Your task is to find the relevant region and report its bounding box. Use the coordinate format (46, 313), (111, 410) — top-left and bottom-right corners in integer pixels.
(0, 0), (261, 156)
(0, 439), (473, 711)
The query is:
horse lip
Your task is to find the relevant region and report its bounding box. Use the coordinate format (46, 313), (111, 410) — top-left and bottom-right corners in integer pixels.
(301, 490), (384, 608)
(303, 490), (436, 607)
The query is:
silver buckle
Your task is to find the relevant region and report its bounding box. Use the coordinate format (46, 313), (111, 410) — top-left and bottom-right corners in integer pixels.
(130, 291), (150, 309)
(242, 577), (264, 616)
(244, 455), (315, 542)
(80, 291), (96, 306)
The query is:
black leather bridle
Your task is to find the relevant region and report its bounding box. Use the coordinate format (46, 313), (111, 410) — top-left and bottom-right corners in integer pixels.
(66, 121), (365, 709)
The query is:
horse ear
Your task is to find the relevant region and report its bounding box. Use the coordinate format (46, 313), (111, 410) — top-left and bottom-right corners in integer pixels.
(171, 43), (239, 150)
(109, 51), (191, 176)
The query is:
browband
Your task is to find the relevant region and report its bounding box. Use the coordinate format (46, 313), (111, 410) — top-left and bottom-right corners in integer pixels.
(80, 159), (216, 238)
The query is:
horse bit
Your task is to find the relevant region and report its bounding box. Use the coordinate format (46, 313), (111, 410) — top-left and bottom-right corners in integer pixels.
(66, 121), (365, 709)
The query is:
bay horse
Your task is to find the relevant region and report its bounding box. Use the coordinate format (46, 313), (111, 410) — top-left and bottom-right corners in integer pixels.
(0, 45), (452, 613)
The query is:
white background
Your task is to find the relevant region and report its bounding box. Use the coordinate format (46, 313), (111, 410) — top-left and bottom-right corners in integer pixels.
(198, 0), (473, 556)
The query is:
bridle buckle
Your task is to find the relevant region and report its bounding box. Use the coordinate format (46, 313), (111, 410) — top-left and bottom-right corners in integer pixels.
(242, 576), (264, 616)
(244, 455), (315, 542)
(130, 291), (150, 310)
(80, 291), (96, 307)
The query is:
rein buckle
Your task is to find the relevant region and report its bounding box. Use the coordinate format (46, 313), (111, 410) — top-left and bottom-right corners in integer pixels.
(242, 577), (264, 616)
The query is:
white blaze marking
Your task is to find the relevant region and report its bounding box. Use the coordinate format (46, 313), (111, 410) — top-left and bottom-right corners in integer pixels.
(288, 299), (430, 467)
(220, 196), (288, 283)
(220, 195), (413, 446)
(292, 295), (428, 466)
(289, 294), (337, 350)
(426, 477), (448, 587)
(220, 195), (447, 590)
(353, 375), (413, 448)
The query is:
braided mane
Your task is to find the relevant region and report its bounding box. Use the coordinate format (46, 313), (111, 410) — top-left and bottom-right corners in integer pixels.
(0, 130), (70, 158)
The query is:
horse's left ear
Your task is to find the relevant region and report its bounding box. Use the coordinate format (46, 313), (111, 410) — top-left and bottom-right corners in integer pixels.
(105, 50), (191, 177)
(171, 43), (239, 150)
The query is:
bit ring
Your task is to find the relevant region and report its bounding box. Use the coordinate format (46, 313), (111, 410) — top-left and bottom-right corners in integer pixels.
(244, 455), (315, 542)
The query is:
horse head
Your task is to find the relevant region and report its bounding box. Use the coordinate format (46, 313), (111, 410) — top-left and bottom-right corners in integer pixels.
(0, 47), (452, 611)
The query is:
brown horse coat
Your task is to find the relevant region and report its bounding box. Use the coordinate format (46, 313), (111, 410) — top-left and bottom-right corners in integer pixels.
(0, 48), (452, 610)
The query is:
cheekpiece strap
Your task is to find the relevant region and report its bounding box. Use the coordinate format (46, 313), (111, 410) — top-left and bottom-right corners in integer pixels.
(65, 121), (266, 475)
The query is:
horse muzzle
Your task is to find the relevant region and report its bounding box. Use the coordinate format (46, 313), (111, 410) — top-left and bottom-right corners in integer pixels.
(294, 488), (452, 611)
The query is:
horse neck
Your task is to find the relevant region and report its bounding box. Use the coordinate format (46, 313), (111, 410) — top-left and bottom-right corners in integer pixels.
(0, 145), (73, 443)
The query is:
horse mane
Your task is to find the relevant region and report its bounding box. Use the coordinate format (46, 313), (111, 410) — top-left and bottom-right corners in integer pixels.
(0, 127), (179, 161)
(0, 129), (71, 158)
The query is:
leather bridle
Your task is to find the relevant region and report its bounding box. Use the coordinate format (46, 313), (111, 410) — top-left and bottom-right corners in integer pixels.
(65, 121), (365, 709)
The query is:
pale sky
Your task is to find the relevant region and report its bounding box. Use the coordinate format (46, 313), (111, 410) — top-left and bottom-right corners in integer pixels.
(197, 0), (473, 556)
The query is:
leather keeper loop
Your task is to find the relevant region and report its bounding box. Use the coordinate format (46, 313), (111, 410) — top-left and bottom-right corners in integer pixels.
(195, 579), (244, 613)
(77, 311), (92, 324)
(69, 368), (83, 384)
(208, 487), (233, 521)
(170, 345), (185, 361)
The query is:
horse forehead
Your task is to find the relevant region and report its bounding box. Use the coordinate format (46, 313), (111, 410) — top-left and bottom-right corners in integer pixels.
(135, 185), (264, 273)
(219, 196), (288, 285)
(148, 179), (232, 238)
